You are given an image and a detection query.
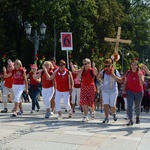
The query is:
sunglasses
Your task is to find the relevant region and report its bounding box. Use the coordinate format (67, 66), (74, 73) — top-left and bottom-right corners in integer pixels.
(59, 64), (64, 67)
(105, 65), (111, 67)
(83, 63), (88, 65)
(14, 63), (20, 66)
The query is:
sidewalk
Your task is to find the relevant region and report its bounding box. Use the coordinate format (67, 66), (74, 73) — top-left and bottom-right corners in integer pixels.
(0, 101), (150, 150)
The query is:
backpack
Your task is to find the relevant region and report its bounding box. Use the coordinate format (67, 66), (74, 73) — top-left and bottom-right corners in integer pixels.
(102, 69), (121, 89)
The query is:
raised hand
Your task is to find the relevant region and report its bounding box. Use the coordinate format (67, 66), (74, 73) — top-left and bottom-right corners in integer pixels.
(92, 62), (95, 68)
(3, 67), (6, 72)
(70, 62), (73, 67)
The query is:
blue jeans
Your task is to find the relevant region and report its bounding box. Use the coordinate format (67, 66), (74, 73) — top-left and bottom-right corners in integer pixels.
(29, 85), (41, 110)
(126, 90), (143, 120)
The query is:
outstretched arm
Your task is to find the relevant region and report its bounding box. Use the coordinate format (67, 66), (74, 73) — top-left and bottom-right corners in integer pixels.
(141, 64), (150, 76)
(70, 62), (81, 74)
(92, 62), (98, 76)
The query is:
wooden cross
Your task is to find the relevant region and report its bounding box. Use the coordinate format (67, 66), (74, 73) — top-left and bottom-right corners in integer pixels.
(104, 27), (131, 53)
(104, 27), (131, 88)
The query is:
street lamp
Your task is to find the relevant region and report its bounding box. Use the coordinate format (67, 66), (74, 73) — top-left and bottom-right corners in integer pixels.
(25, 22), (47, 64)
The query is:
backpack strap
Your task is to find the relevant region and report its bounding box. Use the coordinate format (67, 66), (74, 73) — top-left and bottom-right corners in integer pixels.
(102, 69), (117, 79)
(102, 70), (105, 79)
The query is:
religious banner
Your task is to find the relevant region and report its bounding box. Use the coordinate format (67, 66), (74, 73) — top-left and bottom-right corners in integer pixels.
(61, 32), (73, 50)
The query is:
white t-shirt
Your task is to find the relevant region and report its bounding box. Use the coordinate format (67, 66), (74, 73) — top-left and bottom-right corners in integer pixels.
(100, 69), (120, 93)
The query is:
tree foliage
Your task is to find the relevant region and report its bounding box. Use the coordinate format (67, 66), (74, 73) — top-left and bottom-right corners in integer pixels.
(0, 0), (149, 71)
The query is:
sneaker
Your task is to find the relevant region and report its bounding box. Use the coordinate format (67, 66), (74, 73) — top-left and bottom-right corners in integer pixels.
(100, 109), (103, 113)
(73, 109), (75, 113)
(136, 117), (140, 124)
(45, 112), (50, 119)
(127, 120), (133, 126)
(11, 113), (17, 117)
(125, 115), (129, 120)
(50, 111), (54, 115)
(102, 118), (109, 123)
(1, 108), (8, 113)
(91, 113), (95, 119)
(113, 114), (118, 121)
(37, 109), (40, 112)
(31, 110), (35, 113)
(57, 115), (62, 120)
(17, 110), (23, 115)
(82, 116), (89, 122)
(68, 110), (72, 118)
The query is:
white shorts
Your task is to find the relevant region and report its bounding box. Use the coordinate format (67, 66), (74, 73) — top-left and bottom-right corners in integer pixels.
(102, 90), (118, 107)
(2, 86), (14, 102)
(42, 87), (54, 108)
(12, 84), (25, 103)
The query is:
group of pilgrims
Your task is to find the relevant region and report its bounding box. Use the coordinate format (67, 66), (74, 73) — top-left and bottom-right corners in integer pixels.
(0, 56), (150, 126)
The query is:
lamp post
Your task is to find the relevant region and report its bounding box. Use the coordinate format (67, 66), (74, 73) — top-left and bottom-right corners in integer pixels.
(25, 23), (47, 64)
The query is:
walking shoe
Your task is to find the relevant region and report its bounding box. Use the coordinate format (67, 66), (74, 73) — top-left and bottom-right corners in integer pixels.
(11, 113), (17, 117)
(50, 111), (54, 115)
(37, 109), (40, 112)
(136, 117), (140, 124)
(113, 114), (118, 121)
(80, 107), (83, 113)
(45, 112), (50, 119)
(31, 110), (35, 113)
(1, 108), (8, 113)
(57, 115), (62, 120)
(127, 120), (133, 126)
(91, 113), (95, 119)
(125, 115), (129, 120)
(102, 118), (109, 123)
(100, 109), (103, 114)
(68, 110), (72, 118)
(17, 110), (23, 115)
(82, 116), (89, 122)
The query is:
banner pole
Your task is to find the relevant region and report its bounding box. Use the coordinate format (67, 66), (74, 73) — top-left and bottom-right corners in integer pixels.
(66, 50), (69, 70)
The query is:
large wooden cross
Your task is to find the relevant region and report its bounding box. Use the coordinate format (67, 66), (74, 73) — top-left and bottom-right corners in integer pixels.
(104, 27), (131, 88)
(104, 27), (131, 53)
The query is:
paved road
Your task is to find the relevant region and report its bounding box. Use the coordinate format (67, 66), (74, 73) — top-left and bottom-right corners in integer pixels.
(0, 101), (150, 150)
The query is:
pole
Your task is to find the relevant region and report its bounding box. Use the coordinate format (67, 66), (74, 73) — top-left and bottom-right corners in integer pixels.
(34, 30), (39, 64)
(54, 19), (57, 58)
(66, 50), (69, 70)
